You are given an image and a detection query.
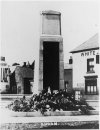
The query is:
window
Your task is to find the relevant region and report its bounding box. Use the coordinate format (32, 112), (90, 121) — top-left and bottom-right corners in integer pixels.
(75, 91), (81, 100)
(87, 58), (94, 73)
(3, 68), (8, 82)
(96, 55), (100, 64)
(85, 76), (97, 95)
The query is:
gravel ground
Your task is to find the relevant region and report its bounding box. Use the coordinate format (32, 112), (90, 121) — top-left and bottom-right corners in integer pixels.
(0, 121), (99, 129)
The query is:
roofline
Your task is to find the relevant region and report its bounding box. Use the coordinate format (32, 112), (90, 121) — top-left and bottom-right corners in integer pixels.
(42, 10), (61, 15)
(70, 47), (99, 53)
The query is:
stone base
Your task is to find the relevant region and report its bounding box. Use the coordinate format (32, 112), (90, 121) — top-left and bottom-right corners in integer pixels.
(9, 110), (99, 117)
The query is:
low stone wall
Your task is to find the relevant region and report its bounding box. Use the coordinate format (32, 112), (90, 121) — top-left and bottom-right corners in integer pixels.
(10, 111), (42, 117)
(44, 111), (81, 116)
(10, 110), (99, 117)
(88, 110), (99, 115)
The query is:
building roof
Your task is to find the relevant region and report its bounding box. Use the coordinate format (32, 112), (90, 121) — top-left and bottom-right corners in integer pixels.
(64, 63), (73, 69)
(70, 33), (99, 53)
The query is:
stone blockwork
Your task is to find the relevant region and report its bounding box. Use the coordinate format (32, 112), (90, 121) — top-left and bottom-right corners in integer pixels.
(42, 10), (61, 35)
(34, 10), (64, 93)
(15, 66), (34, 94)
(39, 36), (64, 91)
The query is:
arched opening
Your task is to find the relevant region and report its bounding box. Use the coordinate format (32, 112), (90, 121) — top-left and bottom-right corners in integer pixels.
(43, 42), (59, 91)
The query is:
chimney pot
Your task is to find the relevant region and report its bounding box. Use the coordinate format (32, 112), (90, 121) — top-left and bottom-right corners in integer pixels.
(23, 62), (26, 67)
(69, 56), (73, 64)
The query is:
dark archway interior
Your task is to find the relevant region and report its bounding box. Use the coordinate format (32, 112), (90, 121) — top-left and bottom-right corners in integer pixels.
(24, 78), (32, 94)
(43, 42), (59, 91)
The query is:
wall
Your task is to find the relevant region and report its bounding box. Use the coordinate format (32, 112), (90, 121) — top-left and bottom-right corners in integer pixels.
(64, 69), (72, 91)
(42, 14), (61, 35)
(0, 58), (10, 94)
(15, 66), (33, 94)
(15, 67), (24, 94)
(72, 49), (99, 98)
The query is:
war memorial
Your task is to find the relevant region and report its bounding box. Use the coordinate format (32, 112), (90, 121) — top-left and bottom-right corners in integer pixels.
(0, 10), (99, 129)
(33, 10), (64, 94)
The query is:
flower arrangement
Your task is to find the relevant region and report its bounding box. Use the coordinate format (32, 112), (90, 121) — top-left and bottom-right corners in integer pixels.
(7, 89), (94, 114)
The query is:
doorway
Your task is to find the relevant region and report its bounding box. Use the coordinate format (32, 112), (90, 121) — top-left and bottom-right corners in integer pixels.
(43, 42), (59, 91)
(24, 78), (31, 94)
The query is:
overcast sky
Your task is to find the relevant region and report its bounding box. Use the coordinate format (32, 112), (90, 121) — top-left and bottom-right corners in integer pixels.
(1, 0), (99, 66)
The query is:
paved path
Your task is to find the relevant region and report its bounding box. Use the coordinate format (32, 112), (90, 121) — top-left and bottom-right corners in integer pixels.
(0, 108), (99, 124)
(0, 115), (99, 124)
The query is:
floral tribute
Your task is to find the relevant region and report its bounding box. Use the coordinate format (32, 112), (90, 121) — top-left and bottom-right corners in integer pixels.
(7, 89), (94, 114)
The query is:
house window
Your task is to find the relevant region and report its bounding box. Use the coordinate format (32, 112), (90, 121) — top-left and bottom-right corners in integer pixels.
(3, 68), (8, 82)
(96, 55), (100, 64)
(87, 58), (94, 73)
(75, 91), (81, 100)
(85, 76), (97, 95)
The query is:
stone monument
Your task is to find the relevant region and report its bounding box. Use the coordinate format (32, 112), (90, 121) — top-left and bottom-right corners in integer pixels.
(33, 10), (64, 94)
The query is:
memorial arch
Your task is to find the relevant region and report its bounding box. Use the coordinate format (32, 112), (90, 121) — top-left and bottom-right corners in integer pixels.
(34, 10), (64, 93)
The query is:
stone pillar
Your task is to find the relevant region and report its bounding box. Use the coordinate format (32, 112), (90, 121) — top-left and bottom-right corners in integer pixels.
(1, 68), (2, 81)
(2, 68), (4, 82)
(59, 42), (64, 89)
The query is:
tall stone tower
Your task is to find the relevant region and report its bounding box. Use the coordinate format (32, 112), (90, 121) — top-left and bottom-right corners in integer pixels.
(34, 10), (64, 94)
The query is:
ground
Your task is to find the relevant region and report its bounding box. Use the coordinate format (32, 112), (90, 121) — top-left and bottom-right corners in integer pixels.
(0, 93), (99, 130)
(0, 121), (99, 129)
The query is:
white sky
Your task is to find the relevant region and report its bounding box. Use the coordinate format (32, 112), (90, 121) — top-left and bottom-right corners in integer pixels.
(1, 0), (99, 66)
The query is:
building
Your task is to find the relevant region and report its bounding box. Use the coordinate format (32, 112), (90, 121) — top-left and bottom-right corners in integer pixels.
(70, 33), (99, 109)
(0, 56), (10, 94)
(10, 61), (34, 94)
(64, 57), (73, 92)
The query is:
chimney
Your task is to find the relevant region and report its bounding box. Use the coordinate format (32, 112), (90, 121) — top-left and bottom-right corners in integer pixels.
(27, 61), (30, 67)
(23, 62), (26, 67)
(69, 56), (73, 64)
